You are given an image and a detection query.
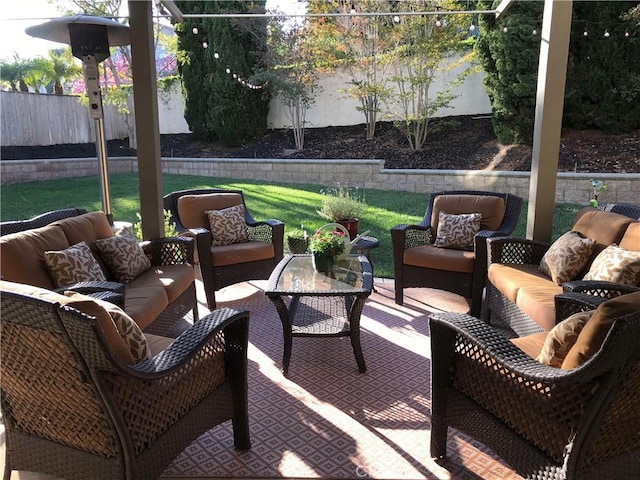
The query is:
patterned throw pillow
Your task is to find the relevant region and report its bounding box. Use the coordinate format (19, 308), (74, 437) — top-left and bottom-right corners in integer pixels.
(206, 204), (248, 246)
(64, 291), (152, 363)
(434, 212), (482, 250)
(536, 310), (595, 368)
(44, 241), (107, 288)
(94, 229), (151, 283)
(583, 244), (640, 285)
(539, 231), (596, 285)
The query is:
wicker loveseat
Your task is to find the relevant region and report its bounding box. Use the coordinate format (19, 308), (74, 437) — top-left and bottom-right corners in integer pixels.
(0, 280), (250, 480)
(0, 211), (198, 335)
(484, 207), (640, 337)
(430, 291), (640, 479)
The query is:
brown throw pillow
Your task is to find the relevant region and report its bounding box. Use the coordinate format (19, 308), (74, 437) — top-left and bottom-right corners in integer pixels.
(582, 244), (640, 286)
(539, 231), (596, 285)
(44, 241), (106, 288)
(65, 291), (151, 363)
(206, 203), (248, 246)
(434, 212), (481, 250)
(535, 310), (595, 368)
(561, 291), (640, 370)
(94, 229), (151, 283)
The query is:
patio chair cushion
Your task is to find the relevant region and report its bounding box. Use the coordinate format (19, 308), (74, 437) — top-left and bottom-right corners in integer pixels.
(620, 222), (640, 250)
(582, 244), (640, 286)
(95, 229), (152, 283)
(0, 280), (137, 365)
(210, 241), (275, 267)
(206, 204), (248, 246)
(562, 291), (640, 369)
(538, 231), (596, 285)
(65, 291), (151, 363)
(44, 241), (107, 287)
(434, 212), (481, 250)
(431, 194), (505, 232)
(535, 309), (595, 367)
(177, 193), (243, 230)
(403, 245), (475, 273)
(572, 208), (635, 255)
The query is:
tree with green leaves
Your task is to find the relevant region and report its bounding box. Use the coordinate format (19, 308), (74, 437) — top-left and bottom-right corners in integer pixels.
(384, 0), (475, 151)
(175, 1), (270, 146)
(0, 55), (34, 92)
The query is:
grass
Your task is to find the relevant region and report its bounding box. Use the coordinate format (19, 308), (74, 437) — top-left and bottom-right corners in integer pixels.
(1, 172), (584, 278)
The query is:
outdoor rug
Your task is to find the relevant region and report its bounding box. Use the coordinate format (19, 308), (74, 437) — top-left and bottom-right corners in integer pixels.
(161, 279), (522, 479)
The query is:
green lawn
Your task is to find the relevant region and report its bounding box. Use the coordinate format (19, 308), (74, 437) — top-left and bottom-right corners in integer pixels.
(1, 173), (584, 278)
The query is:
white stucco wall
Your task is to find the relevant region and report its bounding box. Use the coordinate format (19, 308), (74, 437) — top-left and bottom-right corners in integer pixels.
(157, 83), (191, 134)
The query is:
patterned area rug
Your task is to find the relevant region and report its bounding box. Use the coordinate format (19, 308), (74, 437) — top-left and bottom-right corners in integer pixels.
(161, 279), (522, 480)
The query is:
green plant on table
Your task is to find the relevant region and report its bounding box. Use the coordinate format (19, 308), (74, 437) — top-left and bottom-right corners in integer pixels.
(131, 209), (178, 241)
(286, 228), (308, 241)
(317, 183), (366, 221)
(308, 230), (346, 257)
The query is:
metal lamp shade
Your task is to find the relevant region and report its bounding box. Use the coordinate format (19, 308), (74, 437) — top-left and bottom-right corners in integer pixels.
(25, 14), (130, 46)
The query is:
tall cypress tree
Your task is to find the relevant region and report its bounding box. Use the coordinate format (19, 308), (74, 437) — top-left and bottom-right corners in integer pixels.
(175, 1), (270, 145)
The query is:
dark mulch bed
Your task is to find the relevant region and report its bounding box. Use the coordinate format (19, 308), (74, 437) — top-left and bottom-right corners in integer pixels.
(2, 115), (638, 173)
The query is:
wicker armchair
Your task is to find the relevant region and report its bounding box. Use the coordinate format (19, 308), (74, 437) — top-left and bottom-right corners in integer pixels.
(429, 292), (640, 479)
(164, 188), (284, 310)
(391, 190), (522, 316)
(0, 287), (250, 480)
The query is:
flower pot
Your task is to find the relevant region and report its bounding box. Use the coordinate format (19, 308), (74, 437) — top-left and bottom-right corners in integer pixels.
(312, 252), (335, 275)
(337, 219), (359, 240)
(287, 236), (309, 254)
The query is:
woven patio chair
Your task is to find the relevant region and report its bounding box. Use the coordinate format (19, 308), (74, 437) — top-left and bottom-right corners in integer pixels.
(0, 286), (251, 480)
(429, 291), (640, 480)
(391, 190), (522, 316)
(164, 188), (284, 310)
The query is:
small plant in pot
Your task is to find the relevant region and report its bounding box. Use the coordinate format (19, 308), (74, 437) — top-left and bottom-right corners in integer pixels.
(308, 230), (346, 274)
(286, 228), (309, 254)
(317, 184), (366, 240)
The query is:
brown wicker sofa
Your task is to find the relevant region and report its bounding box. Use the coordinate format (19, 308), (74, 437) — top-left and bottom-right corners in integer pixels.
(0, 210), (198, 335)
(484, 207), (640, 337)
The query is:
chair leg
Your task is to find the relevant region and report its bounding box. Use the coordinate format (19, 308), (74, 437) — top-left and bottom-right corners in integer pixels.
(430, 418), (448, 459)
(394, 279), (404, 305)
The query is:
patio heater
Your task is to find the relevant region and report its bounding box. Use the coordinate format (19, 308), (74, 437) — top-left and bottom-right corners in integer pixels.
(26, 15), (130, 225)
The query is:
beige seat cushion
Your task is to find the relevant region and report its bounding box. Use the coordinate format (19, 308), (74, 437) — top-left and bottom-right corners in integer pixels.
(619, 222), (640, 251)
(132, 264), (195, 303)
(177, 193), (243, 229)
(562, 291), (640, 369)
(515, 284), (562, 332)
(211, 241), (275, 267)
(431, 194), (505, 232)
(404, 244), (475, 273)
(488, 263), (553, 303)
(124, 282), (169, 330)
(510, 332), (548, 359)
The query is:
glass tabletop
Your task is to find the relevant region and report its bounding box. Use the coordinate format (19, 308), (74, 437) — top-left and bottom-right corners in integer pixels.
(266, 255), (372, 296)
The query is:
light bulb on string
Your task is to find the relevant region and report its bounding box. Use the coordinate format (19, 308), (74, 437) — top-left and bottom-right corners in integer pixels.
(583, 30), (588, 36)
(226, 68), (231, 74)
(469, 23), (476, 32)
(604, 30), (610, 38)
(192, 27), (198, 35)
(214, 52), (219, 59)
(393, 15), (400, 24)
(532, 29), (537, 35)
(202, 41), (208, 48)
(625, 31), (630, 37)
(232, 73), (237, 79)
(435, 16), (442, 28)
(502, 26), (508, 33)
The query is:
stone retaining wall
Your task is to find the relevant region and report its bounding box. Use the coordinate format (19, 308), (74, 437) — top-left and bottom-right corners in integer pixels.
(2, 156), (638, 205)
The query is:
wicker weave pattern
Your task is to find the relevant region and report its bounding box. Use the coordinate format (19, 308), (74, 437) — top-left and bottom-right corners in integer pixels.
(429, 294), (640, 479)
(0, 208), (87, 236)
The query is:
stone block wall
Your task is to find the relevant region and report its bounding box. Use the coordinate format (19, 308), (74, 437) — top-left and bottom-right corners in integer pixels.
(2, 156), (638, 205)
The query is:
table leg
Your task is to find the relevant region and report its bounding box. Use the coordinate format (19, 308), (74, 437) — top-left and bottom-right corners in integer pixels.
(347, 294), (368, 373)
(268, 295), (293, 376)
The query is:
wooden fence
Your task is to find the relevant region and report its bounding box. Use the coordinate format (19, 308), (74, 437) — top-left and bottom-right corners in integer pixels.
(0, 91), (130, 147)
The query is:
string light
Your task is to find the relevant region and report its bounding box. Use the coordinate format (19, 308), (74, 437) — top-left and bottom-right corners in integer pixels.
(583, 30), (588, 36)
(435, 16), (441, 27)
(192, 26), (198, 35)
(604, 30), (610, 38)
(214, 52), (219, 59)
(502, 26), (508, 33)
(469, 23), (476, 32)
(532, 29), (537, 35)
(202, 41), (208, 48)
(625, 31), (630, 37)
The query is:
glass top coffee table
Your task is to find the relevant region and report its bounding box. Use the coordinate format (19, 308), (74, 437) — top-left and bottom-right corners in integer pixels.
(264, 254), (373, 377)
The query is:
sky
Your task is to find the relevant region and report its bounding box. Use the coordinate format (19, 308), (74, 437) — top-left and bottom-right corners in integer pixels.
(0, 0), (305, 62)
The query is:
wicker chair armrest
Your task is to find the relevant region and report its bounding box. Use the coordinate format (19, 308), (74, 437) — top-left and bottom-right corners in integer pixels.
(429, 312), (595, 384)
(562, 280), (640, 298)
(554, 292), (608, 324)
(487, 236), (550, 265)
(55, 280), (125, 295)
(132, 308), (248, 376)
(141, 236), (195, 266)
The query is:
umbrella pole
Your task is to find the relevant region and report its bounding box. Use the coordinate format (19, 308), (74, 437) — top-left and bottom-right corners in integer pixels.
(94, 116), (113, 225)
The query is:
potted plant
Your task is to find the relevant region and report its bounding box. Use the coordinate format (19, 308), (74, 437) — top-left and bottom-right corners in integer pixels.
(308, 230), (346, 274)
(316, 184), (366, 240)
(286, 228), (309, 254)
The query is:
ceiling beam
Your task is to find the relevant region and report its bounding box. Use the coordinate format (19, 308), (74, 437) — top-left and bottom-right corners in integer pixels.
(159, 0), (183, 22)
(495, 0), (516, 19)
